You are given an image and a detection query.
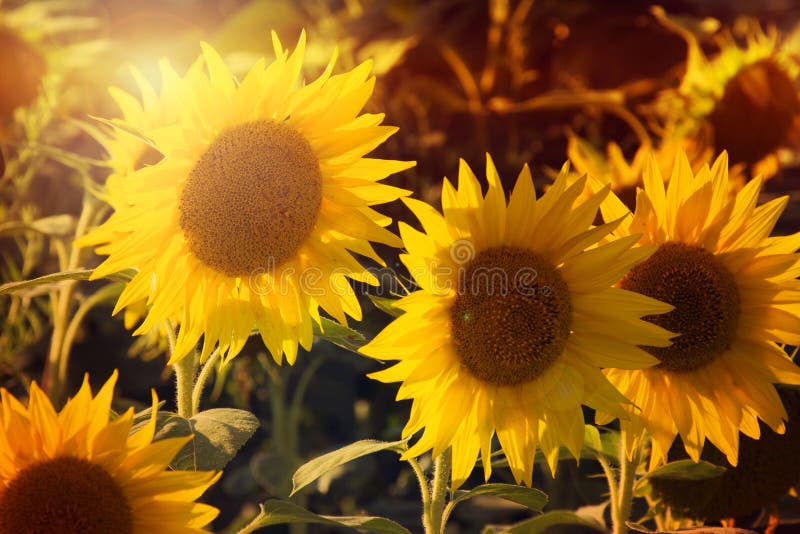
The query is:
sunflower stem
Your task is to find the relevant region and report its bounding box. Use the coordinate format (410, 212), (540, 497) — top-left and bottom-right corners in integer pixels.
(424, 448), (451, 534)
(174, 354), (196, 419)
(43, 192), (97, 402)
(191, 347), (222, 414)
(597, 454), (620, 528)
(408, 457), (431, 527)
(613, 435), (641, 534)
(287, 356), (326, 455)
(57, 283), (122, 393)
(167, 324), (196, 419)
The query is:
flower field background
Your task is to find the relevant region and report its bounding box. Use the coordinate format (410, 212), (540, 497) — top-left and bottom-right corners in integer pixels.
(1, 0), (800, 533)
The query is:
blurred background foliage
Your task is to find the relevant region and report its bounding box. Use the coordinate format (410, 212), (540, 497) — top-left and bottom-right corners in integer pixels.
(1, 0), (800, 532)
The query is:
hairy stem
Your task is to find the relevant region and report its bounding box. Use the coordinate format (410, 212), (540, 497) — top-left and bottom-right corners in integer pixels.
(613, 435), (641, 534)
(408, 457), (431, 529)
(424, 449), (452, 534)
(191, 347), (222, 414)
(167, 324), (196, 419)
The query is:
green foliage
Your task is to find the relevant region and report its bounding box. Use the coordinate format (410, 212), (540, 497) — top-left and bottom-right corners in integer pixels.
(452, 483), (548, 512)
(239, 499), (412, 534)
(0, 268), (134, 297)
(313, 317), (367, 352)
(0, 214), (75, 237)
(368, 294), (405, 317)
(484, 510), (610, 533)
(291, 438), (408, 495)
(152, 408), (261, 471)
(644, 459), (726, 481)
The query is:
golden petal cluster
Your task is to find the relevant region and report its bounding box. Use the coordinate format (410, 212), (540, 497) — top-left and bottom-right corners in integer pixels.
(594, 151), (800, 468)
(79, 33), (413, 365)
(362, 154), (675, 487)
(0, 372), (219, 533)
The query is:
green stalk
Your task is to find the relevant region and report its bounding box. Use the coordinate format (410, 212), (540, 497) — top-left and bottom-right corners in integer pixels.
(173, 355), (196, 419)
(44, 193), (97, 401)
(613, 434), (641, 534)
(424, 449), (451, 534)
(57, 283), (122, 390)
(166, 323), (196, 419)
(191, 347), (222, 414)
(287, 357), (325, 454)
(408, 457), (432, 528)
(597, 454), (620, 529)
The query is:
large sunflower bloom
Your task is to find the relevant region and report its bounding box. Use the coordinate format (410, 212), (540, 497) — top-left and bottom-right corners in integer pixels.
(78, 32), (413, 365)
(0, 371), (219, 533)
(595, 151), (800, 468)
(653, 7), (800, 178)
(361, 155), (674, 487)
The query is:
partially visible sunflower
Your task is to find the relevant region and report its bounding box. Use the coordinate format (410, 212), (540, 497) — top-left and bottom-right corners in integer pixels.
(567, 133), (746, 205)
(78, 32), (413, 365)
(96, 59), (196, 196)
(89, 60), (200, 361)
(0, 0), (103, 128)
(649, 385), (800, 523)
(0, 371), (220, 533)
(653, 7), (800, 178)
(595, 150), (800, 469)
(361, 155), (674, 488)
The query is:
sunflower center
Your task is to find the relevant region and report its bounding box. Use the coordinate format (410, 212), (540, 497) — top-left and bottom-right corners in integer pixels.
(710, 58), (799, 165)
(450, 246), (572, 386)
(0, 456), (133, 534)
(0, 27), (46, 119)
(620, 242), (740, 372)
(178, 120), (323, 277)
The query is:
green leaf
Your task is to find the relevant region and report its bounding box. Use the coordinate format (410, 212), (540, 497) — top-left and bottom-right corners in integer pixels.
(155, 409), (261, 471)
(291, 439), (407, 496)
(250, 450), (298, 497)
(151, 412), (194, 442)
(241, 499), (412, 534)
(368, 294), (404, 317)
(486, 510), (609, 533)
(127, 401), (167, 429)
(313, 317), (366, 352)
(644, 459), (726, 481)
(582, 425), (620, 459)
(0, 269), (135, 296)
(0, 214), (76, 237)
(89, 115), (157, 147)
(452, 483), (547, 512)
(575, 501), (610, 526)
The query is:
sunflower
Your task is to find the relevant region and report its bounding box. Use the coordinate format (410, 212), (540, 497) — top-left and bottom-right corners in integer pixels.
(0, 371), (220, 533)
(0, 0), (102, 127)
(567, 133), (745, 206)
(360, 155), (675, 488)
(78, 32), (413, 365)
(653, 7), (800, 178)
(595, 150), (800, 469)
(649, 385), (800, 523)
(89, 60), (198, 361)
(97, 59), (195, 198)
